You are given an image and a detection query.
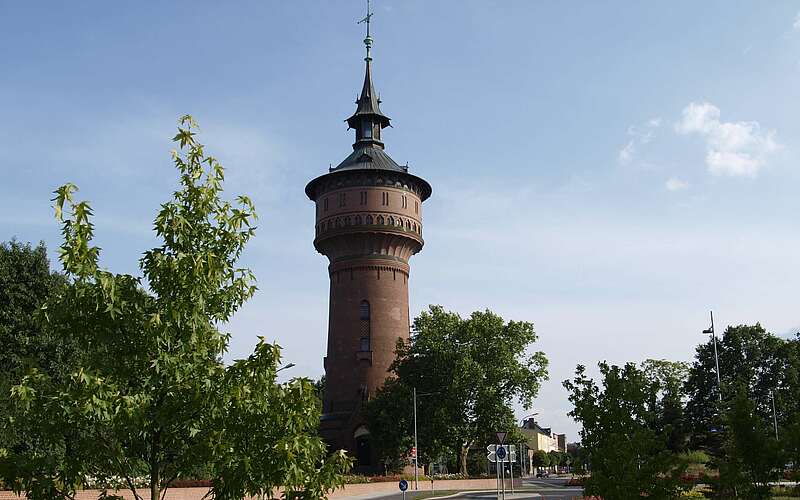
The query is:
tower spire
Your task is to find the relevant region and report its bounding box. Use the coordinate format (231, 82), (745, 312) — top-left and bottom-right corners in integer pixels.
(358, 0), (373, 61)
(349, 0), (390, 149)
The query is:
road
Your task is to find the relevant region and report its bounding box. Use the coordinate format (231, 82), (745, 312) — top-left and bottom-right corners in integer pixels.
(356, 477), (584, 500)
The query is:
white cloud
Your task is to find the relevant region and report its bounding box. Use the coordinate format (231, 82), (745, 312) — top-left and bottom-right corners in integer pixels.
(618, 117), (661, 165)
(665, 177), (689, 191)
(675, 102), (778, 177)
(794, 11), (800, 31)
(618, 140), (635, 165)
(647, 118), (662, 128)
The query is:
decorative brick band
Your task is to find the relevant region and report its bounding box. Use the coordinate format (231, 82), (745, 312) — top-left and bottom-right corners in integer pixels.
(315, 213), (422, 238)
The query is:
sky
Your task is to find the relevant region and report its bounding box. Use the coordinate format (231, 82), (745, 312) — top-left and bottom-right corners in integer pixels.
(2, 1), (799, 442)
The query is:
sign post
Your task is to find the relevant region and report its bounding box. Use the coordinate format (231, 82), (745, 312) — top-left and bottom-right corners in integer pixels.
(497, 445), (507, 500)
(509, 449), (514, 495)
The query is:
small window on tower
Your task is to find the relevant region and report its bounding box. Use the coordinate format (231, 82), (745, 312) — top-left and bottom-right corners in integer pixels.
(324, 198), (329, 211)
(359, 301), (370, 320)
(360, 191), (367, 205)
(363, 122), (372, 139)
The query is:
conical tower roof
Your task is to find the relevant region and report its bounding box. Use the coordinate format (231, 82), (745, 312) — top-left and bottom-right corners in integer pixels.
(346, 59), (391, 130)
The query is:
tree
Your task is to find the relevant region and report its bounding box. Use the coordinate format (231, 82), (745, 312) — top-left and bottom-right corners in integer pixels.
(641, 359), (690, 453)
(547, 450), (562, 471)
(564, 363), (688, 499)
(531, 450), (549, 472)
(0, 240), (76, 496)
(684, 324), (787, 451)
(0, 240), (69, 389)
(0, 116), (350, 499)
(715, 388), (785, 499)
(366, 305), (548, 475)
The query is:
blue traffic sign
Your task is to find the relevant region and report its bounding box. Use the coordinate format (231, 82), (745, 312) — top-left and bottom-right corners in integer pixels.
(399, 479), (409, 491)
(496, 446), (507, 460)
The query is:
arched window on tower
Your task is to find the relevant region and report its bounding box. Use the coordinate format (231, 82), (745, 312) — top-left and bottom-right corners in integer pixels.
(359, 300), (370, 352)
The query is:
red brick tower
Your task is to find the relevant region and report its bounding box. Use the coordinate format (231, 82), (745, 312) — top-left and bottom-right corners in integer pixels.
(305, 8), (431, 469)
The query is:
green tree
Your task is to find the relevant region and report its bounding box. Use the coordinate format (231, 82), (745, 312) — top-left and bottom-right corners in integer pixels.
(684, 324), (787, 451)
(0, 116), (350, 500)
(0, 240), (76, 495)
(0, 240), (69, 388)
(531, 450), (549, 472)
(547, 450), (562, 471)
(564, 363), (688, 499)
(641, 359), (690, 453)
(366, 306), (548, 475)
(715, 388), (785, 499)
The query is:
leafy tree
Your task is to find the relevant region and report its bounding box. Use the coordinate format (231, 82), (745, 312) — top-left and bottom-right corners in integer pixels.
(641, 359), (690, 453)
(715, 388), (785, 499)
(0, 240), (76, 496)
(0, 116), (350, 499)
(564, 363), (688, 499)
(531, 450), (549, 471)
(0, 240), (69, 388)
(684, 324), (787, 451)
(547, 450), (562, 470)
(366, 305), (548, 475)
(363, 378), (414, 473)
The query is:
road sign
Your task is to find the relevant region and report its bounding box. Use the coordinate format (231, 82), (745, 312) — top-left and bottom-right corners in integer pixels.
(495, 431), (507, 444)
(496, 446), (507, 460)
(486, 444), (516, 462)
(410, 447), (417, 458)
(399, 479), (409, 491)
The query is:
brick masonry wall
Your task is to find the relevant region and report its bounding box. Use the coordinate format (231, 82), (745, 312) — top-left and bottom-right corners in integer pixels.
(0, 478), (511, 499)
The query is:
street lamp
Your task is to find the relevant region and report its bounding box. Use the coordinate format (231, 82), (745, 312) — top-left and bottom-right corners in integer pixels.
(701, 311), (722, 402)
(412, 387), (438, 490)
(518, 413), (538, 476)
(277, 362), (296, 373)
(771, 389), (779, 440)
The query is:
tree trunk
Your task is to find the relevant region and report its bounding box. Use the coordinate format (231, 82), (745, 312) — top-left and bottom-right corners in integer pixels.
(459, 444), (469, 475)
(150, 432), (160, 500)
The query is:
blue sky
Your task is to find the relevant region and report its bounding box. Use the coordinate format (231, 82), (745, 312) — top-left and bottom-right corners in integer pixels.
(2, 1), (799, 440)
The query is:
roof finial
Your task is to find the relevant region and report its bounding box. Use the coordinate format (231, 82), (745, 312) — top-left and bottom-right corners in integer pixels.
(358, 0), (374, 61)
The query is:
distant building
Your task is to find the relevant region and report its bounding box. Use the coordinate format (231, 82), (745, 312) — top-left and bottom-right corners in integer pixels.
(556, 433), (566, 453)
(519, 418), (567, 474)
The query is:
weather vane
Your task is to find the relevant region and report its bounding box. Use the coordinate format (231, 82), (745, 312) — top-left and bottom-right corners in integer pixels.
(357, 0), (374, 60)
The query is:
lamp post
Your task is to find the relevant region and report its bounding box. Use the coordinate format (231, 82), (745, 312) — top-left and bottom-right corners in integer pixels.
(702, 311), (722, 402)
(519, 413), (538, 477)
(412, 388), (439, 490)
(771, 390), (779, 440)
(277, 362), (296, 373)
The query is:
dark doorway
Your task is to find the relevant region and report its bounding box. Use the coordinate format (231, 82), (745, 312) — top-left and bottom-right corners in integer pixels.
(356, 435), (371, 466)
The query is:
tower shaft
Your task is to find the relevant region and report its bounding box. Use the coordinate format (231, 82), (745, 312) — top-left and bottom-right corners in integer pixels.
(305, 5), (431, 469)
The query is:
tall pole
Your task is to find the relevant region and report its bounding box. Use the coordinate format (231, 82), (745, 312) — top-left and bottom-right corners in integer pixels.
(509, 449), (514, 494)
(413, 387), (419, 490)
(500, 454), (505, 500)
(495, 454), (500, 500)
(710, 311), (722, 402)
(771, 390), (779, 440)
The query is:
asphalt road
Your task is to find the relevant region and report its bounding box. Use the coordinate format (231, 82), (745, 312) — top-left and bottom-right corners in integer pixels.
(365, 477), (584, 500)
